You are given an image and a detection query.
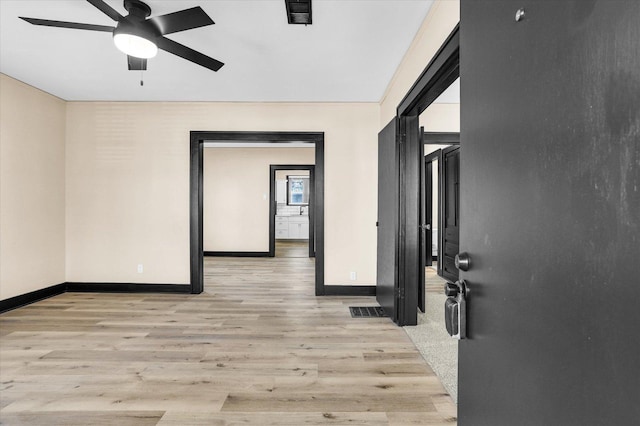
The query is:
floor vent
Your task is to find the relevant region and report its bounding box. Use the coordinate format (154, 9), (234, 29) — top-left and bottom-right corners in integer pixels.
(349, 306), (388, 318)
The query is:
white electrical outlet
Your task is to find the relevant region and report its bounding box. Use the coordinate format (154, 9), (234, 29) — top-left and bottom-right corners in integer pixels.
(137, 264), (143, 273)
(350, 271), (357, 281)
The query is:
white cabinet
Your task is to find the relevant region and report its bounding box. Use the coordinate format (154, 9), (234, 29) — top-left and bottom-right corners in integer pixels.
(288, 216), (309, 239)
(275, 215), (309, 240)
(276, 180), (287, 203)
(275, 216), (289, 239)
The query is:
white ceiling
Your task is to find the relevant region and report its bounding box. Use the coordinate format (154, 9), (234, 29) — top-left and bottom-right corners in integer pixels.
(0, 0), (455, 103)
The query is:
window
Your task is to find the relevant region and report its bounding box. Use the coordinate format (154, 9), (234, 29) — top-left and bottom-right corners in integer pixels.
(287, 175), (309, 205)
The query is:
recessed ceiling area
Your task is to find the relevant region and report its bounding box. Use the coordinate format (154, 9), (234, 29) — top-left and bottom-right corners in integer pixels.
(0, 0), (436, 102)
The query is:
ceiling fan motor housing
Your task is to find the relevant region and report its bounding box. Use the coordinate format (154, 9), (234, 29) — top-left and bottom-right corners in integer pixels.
(124, 0), (152, 19)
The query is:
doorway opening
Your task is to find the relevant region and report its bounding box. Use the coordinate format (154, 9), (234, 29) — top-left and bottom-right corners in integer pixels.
(418, 132), (459, 312)
(387, 24), (459, 326)
(269, 165), (315, 258)
(190, 131), (325, 296)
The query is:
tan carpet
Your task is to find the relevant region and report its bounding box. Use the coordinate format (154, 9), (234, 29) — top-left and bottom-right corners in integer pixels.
(404, 266), (459, 402)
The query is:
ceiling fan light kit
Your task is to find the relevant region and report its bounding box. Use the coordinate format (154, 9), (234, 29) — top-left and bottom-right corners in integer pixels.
(19, 0), (224, 71)
(113, 33), (157, 59)
(113, 0), (158, 58)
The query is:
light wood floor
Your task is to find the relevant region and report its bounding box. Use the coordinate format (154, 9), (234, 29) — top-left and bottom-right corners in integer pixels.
(0, 256), (457, 425)
(275, 239), (310, 258)
(426, 264), (446, 294)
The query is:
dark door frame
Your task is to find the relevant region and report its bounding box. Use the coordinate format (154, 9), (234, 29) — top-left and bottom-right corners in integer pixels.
(269, 164), (315, 258)
(418, 134), (460, 313)
(423, 133), (460, 272)
(190, 131), (325, 296)
(393, 24), (459, 326)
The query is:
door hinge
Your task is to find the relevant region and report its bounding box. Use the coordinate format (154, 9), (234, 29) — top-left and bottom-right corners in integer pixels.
(395, 287), (405, 299)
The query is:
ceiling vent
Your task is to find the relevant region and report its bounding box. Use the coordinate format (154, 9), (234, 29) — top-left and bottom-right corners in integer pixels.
(285, 0), (312, 25)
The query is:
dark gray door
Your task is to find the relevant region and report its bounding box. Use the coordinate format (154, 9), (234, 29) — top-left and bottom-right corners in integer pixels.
(418, 129), (427, 313)
(440, 146), (460, 282)
(376, 118), (399, 321)
(459, 1), (640, 425)
(424, 158), (433, 268)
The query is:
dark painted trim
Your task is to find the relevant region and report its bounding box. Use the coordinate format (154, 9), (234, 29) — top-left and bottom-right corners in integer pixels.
(399, 115), (422, 326)
(0, 283), (66, 314)
(190, 134), (204, 294)
(1, 282), (191, 314)
(192, 131), (325, 296)
(423, 132), (460, 144)
(192, 131), (322, 143)
(324, 285), (376, 296)
(269, 164), (315, 258)
(66, 283), (191, 293)
(398, 25), (460, 117)
(313, 137), (325, 296)
(204, 251), (270, 257)
(424, 149), (442, 162)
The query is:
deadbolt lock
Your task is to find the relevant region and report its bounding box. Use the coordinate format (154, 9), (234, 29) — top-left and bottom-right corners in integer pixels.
(444, 279), (469, 339)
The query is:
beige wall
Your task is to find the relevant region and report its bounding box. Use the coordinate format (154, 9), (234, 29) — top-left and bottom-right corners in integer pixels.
(379, 0), (460, 127)
(421, 103), (460, 132)
(65, 102), (379, 286)
(204, 148), (314, 252)
(0, 74), (66, 300)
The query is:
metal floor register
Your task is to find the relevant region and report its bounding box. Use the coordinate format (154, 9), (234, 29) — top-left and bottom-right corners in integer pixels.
(349, 306), (388, 318)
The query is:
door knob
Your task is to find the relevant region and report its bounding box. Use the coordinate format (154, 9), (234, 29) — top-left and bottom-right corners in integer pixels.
(455, 252), (471, 271)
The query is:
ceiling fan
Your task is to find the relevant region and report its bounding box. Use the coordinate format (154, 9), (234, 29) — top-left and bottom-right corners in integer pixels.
(19, 0), (224, 72)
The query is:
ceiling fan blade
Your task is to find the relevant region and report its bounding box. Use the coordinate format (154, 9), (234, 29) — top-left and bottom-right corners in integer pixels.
(128, 56), (147, 71)
(157, 37), (224, 72)
(148, 6), (214, 35)
(86, 0), (123, 22)
(20, 17), (114, 32)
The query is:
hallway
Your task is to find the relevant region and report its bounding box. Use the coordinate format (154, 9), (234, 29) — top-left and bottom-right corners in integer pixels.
(0, 256), (456, 425)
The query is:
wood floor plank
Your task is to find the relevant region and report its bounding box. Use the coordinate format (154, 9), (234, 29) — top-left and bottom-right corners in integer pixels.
(156, 411), (389, 425)
(0, 255), (456, 424)
(0, 411), (164, 426)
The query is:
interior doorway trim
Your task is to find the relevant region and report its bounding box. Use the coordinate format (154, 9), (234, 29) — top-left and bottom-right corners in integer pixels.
(269, 165), (315, 258)
(424, 132), (460, 144)
(190, 131), (325, 295)
(423, 132), (460, 271)
(393, 24), (460, 326)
